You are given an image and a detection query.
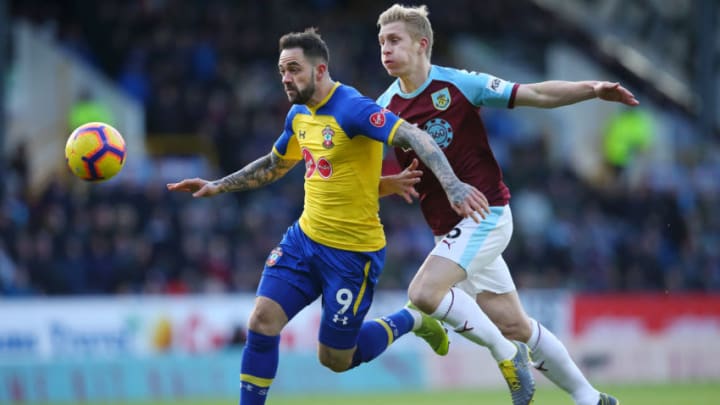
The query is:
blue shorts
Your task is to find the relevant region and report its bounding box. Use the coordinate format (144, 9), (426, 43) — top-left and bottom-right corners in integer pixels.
(257, 221), (385, 350)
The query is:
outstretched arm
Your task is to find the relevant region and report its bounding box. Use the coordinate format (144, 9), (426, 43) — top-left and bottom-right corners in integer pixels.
(514, 80), (639, 108)
(167, 152), (300, 197)
(391, 121), (489, 221)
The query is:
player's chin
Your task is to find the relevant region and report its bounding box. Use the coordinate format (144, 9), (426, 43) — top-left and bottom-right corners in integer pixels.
(384, 67), (400, 77)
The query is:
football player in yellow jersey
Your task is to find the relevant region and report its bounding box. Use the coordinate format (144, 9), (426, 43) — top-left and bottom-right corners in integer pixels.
(167, 28), (489, 405)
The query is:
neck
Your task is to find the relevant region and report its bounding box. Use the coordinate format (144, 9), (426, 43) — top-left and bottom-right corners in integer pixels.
(307, 77), (335, 108)
(398, 59), (431, 93)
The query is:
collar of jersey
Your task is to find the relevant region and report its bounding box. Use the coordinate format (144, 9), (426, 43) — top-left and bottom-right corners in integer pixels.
(306, 82), (341, 114)
(393, 65), (437, 99)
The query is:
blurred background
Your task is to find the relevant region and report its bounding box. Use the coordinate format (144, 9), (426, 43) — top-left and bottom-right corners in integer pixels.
(0, 0), (719, 404)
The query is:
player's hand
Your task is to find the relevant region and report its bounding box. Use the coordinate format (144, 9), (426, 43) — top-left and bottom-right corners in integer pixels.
(594, 82), (639, 106)
(448, 183), (490, 223)
(380, 158), (422, 203)
(166, 178), (223, 198)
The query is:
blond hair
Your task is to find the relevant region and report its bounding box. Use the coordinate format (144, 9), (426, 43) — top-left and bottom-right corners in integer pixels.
(377, 4), (434, 59)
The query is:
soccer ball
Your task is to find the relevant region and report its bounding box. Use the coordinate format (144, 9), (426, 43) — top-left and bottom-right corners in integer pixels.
(65, 122), (127, 181)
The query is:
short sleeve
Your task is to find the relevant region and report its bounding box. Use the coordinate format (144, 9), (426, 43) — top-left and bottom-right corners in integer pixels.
(448, 69), (517, 108)
(341, 96), (403, 145)
(272, 108), (302, 160)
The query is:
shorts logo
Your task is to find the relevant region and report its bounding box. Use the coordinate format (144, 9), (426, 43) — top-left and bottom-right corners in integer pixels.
(332, 314), (349, 325)
(431, 87), (451, 111)
(265, 247), (283, 267)
(423, 118), (454, 149)
(369, 109), (388, 127)
(322, 125), (335, 149)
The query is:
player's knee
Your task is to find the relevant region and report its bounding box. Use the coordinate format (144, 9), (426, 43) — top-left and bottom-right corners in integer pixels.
(408, 288), (442, 314)
(318, 351), (352, 373)
(247, 305), (285, 335)
(497, 318), (532, 342)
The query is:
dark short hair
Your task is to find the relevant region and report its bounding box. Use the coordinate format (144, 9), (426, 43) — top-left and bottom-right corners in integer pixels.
(279, 27), (330, 65)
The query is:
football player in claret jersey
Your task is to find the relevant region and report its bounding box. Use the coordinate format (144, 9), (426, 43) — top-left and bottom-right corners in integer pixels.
(168, 28), (489, 405)
(376, 4), (638, 405)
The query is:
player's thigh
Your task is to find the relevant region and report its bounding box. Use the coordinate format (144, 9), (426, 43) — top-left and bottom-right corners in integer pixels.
(255, 223), (321, 334)
(476, 290), (532, 341)
(408, 255), (465, 311)
(246, 296), (289, 335)
(315, 247), (384, 355)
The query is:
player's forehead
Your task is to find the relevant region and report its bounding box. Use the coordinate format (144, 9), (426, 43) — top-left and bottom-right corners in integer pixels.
(278, 48), (308, 69)
(378, 21), (410, 39)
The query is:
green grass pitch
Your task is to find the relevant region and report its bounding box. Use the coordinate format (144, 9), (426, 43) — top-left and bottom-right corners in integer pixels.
(82, 382), (719, 405)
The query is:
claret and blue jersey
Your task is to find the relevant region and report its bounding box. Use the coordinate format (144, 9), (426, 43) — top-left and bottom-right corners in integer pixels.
(377, 65), (518, 235)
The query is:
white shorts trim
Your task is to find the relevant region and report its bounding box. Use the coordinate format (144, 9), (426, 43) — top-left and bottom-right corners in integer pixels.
(430, 205), (516, 295)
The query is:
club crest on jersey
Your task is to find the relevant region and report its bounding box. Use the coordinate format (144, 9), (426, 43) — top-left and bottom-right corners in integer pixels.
(266, 247), (283, 267)
(369, 108), (388, 127)
(423, 118), (454, 149)
(431, 88), (451, 111)
(322, 125), (335, 149)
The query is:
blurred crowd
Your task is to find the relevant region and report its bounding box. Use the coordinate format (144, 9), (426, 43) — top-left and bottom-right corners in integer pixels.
(2, 0), (718, 295)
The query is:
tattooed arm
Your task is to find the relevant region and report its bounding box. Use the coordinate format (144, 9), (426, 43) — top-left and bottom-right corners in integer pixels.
(166, 152), (300, 197)
(391, 121), (490, 220)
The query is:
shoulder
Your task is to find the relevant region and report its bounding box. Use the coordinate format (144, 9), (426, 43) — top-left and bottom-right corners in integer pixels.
(333, 83), (365, 102)
(331, 84), (379, 113)
(376, 80), (402, 107)
(432, 65), (515, 106)
(431, 65), (492, 85)
(286, 104), (309, 119)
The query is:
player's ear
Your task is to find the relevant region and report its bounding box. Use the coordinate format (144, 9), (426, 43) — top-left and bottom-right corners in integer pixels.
(315, 63), (327, 80)
(418, 37), (429, 56)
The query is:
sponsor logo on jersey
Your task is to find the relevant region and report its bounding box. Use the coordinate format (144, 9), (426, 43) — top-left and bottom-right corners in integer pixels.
(369, 108), (388, 127)
(266, 247), (283, 266)
(431, 87), (451, 110)
(322, 125), (335, 149)
(298, 130), (306, 139)
(302, 148), (316, 178)
(423, 118), (454, 149)
(317, 157), (332, 178)
(486, 76), (507, 94)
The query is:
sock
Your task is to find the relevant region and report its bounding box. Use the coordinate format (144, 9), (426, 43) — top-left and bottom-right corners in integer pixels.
(239, 331), (280, 405)
(527, 319), (599, 405)
(431, 287), (516, 362)
(350, 308), (414, 368)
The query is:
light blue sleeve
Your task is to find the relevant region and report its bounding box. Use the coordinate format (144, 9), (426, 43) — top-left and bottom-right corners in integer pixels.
(435, 67), (517, 108)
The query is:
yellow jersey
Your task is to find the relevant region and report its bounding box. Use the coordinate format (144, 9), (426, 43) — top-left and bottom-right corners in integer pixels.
(272, 83), (403, 251)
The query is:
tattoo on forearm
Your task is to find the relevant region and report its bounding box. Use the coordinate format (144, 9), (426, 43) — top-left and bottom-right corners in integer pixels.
(392, 122), (466, 203)
(213, 153), (297, 192)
